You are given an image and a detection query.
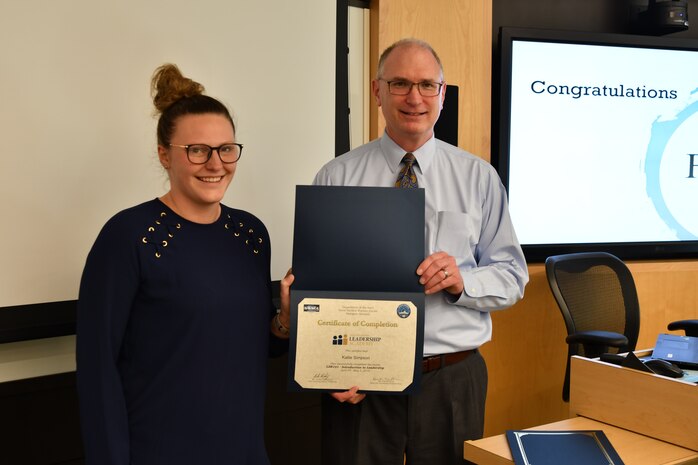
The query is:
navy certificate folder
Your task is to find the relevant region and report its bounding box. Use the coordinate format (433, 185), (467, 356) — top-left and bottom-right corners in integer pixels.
(291, 185), (424, 293)
(506, 430), (625, 465)
(289, 185), (425, 394)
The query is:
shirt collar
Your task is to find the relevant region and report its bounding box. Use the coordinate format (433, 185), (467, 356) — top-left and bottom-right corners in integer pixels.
(379, 133), (436, 174)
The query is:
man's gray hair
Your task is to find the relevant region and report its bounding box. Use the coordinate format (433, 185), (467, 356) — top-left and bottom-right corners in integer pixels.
(376, 38), (444, 79)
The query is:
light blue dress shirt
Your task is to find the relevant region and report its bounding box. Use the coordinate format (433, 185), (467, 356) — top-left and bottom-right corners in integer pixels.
(313, 133), (529, 356)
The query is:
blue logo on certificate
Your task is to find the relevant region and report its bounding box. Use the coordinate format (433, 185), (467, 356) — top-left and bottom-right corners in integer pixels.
(396, 304), (411, 319)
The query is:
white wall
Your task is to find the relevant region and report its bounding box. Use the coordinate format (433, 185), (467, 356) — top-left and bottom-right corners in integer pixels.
(0, 0), (336, 307)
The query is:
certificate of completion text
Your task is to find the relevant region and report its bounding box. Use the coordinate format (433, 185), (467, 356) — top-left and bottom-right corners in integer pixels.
(294, 297), (418, 392)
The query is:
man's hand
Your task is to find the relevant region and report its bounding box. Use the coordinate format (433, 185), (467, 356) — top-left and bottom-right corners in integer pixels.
(330, 386), (366, 404)
(416, 251), (463, 296)
(272, 269), (294, 338)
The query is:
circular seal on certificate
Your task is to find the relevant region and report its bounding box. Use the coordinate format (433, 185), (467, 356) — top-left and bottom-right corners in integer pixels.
(396, 304), (411, 319)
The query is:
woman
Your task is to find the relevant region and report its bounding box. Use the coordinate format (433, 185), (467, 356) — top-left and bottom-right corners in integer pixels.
(76, 63), (292, 465)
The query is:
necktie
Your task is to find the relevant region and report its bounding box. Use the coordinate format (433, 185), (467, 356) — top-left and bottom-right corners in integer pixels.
(395, 153), (418, 188)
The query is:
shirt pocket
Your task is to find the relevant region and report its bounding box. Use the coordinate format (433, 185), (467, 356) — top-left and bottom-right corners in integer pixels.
(434, 211), (479, 259)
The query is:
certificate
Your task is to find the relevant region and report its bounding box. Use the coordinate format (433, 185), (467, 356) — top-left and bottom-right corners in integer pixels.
(293, 297), (418, 391)
(289, 186), (425, 394)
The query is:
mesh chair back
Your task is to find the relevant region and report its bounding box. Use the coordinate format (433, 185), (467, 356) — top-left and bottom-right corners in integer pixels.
(545, 252), (640, 399)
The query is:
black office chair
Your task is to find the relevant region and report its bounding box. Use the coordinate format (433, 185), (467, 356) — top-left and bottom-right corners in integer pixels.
(668, 319), (698, 337)
(545, 252), (640, 401)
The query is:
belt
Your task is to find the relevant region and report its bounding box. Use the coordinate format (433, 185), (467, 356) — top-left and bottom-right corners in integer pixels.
(422, 349), (476, 373)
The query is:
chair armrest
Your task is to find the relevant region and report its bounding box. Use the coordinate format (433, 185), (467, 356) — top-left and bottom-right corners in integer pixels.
(566, 330), (628, 347)
(667, 319), (698, 337)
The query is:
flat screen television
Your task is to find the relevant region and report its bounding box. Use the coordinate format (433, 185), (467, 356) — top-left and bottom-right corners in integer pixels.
(496, 27), (698, 262)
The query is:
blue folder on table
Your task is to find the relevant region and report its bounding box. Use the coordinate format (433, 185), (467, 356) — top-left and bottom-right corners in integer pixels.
(507, 430), (624, 465)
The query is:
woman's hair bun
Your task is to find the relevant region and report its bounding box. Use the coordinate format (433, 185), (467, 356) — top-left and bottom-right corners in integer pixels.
(151, 64), (205, 114)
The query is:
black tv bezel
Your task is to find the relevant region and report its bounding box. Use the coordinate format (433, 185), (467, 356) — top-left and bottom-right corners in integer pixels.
(496, 26), (698, 263)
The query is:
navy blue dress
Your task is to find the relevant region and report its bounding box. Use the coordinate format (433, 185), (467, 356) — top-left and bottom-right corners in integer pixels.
(77, 199), (283, 465)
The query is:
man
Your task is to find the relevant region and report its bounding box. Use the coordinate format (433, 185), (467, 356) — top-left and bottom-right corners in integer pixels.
(312, 38), (529, 465)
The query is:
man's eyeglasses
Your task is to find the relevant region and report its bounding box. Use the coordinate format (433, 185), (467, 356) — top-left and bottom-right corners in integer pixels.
(169, 143), (243, 165)
(380, 79), (444, 97)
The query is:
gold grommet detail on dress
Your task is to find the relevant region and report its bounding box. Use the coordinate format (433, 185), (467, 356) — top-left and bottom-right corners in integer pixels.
(227, 213), (264, 256)
(143, 212), (179, 259)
